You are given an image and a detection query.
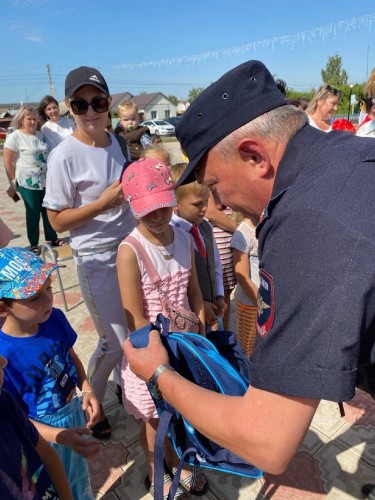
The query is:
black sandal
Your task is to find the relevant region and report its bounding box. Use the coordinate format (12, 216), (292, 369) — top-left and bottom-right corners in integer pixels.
(92, 417), (112, 440)
(51, 238), (68, 247)
(30, 246), (41, 256)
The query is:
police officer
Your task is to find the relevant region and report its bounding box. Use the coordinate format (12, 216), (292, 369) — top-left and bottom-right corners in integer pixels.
(124, 60), (375, 475)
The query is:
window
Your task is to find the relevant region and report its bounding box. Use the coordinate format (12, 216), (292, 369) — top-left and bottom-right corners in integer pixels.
(165, 110), (171, 118)
(151, 110), (157, 119)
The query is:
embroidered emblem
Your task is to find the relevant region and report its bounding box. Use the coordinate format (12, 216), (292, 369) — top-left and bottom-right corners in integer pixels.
(126, 172), (134, 182)
(256, 269), (275, 337)
(147, 182), (157, 191)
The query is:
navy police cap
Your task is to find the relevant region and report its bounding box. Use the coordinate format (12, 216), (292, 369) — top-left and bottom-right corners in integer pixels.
(175, 60), (287, 186)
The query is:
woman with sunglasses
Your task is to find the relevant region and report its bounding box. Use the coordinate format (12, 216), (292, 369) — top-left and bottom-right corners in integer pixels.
(43, 66), (136, 440)
(306, 85), (341, 132)
(37, 95), (76, 150)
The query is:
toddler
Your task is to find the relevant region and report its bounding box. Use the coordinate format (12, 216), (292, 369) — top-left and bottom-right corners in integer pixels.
(115, 100), (152, 160)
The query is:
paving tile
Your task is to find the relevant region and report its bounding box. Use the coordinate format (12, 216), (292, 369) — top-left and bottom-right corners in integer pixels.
(315, 440), (375, 498)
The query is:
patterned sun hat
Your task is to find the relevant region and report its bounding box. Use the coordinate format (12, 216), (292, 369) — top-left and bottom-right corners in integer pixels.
(0, 247), (58, 300)
(122, 158), (176, 219)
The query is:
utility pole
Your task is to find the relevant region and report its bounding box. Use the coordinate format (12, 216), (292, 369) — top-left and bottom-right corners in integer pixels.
(46, 64), (55, 97)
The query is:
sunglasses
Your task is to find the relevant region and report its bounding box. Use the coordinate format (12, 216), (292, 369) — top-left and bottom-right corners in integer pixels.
(69, 97), (109, 115)
(319, 85), (342, 98)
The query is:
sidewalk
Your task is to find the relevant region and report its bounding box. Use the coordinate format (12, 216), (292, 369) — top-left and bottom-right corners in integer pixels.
(1, 148), (375, 499)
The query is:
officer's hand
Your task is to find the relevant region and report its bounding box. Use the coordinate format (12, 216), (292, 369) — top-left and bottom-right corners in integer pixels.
(123, 330), (169, 382)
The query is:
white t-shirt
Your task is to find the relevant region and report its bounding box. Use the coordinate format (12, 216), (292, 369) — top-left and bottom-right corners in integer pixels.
(230, 221), (260, 306)
(41, 117), (75, 149)
(43, 133), (136, 249)
(308, 115), (332, 133)
(4, 130), (49, 190)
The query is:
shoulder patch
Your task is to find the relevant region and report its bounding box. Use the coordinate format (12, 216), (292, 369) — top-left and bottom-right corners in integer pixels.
(256, 269), (275, 337)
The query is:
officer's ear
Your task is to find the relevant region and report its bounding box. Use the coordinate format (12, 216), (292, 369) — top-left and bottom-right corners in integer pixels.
(236, 138), (271, 178)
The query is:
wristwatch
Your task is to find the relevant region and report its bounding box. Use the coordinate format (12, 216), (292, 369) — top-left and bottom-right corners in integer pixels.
(148, 364), (175, 400)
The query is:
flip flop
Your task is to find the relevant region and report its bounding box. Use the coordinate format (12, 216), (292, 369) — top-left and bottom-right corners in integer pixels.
(91, 417), (112, 440)
(144, 474), (186, 499)
(172, 465), (208, 496)
(51, 238), (68, 247)
(30, 246), (41, 256)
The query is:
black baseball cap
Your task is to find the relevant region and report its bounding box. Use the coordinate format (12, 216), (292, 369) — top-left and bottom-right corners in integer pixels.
(65, 66), (109, 98)
(175, 60), (287, 185)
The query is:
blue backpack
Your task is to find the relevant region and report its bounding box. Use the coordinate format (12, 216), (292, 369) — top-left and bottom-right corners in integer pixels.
(130, 315), (263, 500)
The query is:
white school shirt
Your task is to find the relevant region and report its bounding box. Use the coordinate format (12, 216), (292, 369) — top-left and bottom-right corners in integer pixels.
(171, 213), (224, 297)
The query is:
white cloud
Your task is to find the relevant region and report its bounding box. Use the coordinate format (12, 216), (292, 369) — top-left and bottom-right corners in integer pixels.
(26, 34), (42, 43)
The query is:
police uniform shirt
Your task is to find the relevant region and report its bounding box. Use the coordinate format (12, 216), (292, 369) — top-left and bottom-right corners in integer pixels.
(251, 125), (375, 402)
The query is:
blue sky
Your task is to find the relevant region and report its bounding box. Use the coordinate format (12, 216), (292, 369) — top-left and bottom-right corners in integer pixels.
(1, 0), (375, 105)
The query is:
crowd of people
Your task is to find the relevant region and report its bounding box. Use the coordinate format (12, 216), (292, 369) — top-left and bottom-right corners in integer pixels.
(1, 60), (375, 499)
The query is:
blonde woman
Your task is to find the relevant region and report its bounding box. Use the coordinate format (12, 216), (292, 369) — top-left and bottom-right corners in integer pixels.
(3, 106), (63, 255)
(306, 85), (341, 132)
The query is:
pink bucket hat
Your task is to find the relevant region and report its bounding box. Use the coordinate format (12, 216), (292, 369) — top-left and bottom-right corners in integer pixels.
(122, 158), (176, 218)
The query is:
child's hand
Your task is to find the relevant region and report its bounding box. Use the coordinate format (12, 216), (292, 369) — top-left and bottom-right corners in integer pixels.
(56, 427), (102, 457)
(98, 180), (124, 210)
(215, 296), (227, 318)
(81, 392), (100, 428)
(203, 301), (218, 327)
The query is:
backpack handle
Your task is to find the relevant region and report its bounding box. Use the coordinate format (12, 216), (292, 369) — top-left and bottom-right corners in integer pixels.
(129, 314), (171, 349)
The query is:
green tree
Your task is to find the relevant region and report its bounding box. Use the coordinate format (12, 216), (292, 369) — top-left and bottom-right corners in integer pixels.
(188, 87), (205, 103)
(321, 54), (348, 87)
(168, 95), (178, 106)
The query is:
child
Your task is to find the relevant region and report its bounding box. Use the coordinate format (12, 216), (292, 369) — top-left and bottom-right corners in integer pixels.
(230, 215), (260, 356)
(0, 354), (73, 499)
(115, 100), (152, 160)
(205, 199), (237, 330)
(142, 144), (171, 165)
(117, 158), (207, 498)
(0, 246), (101, 499)
(170, 163), (226, 331)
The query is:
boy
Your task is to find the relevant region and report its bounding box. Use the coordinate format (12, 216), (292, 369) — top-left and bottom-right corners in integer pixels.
(0, 354), (73, 499)
(170, 163), (226, 330)
(0, 247), (101, 499)
(115, 100), (152, 160)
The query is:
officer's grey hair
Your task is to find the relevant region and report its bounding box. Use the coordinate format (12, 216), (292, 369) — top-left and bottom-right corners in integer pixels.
(212, 105), (308, 159)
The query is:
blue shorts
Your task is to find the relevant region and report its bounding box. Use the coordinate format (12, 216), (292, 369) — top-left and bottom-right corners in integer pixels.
(35, 396), (93, 500)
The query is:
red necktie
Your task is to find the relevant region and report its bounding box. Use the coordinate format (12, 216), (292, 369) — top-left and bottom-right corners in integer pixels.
(190, 224), (207, 260)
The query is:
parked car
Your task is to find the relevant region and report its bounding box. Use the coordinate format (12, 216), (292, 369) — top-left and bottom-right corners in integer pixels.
(165, 116), (182, 128)
(142, 120), (175, 136)
(0, 127), (7, 139)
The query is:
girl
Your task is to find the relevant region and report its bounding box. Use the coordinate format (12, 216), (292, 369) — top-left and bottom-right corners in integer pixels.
(117, 158), (207, 499)
(230, 215), (260, 356)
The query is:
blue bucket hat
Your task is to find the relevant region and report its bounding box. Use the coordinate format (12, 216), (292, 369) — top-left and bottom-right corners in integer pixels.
(0, 247), (58, 300)
(175, 60), (287, 186)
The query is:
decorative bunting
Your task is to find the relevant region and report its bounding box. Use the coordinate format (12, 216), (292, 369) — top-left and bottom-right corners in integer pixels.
(116, 13), (374, 70)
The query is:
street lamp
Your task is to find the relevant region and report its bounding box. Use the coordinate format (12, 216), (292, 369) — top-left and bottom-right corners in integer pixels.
(367, 46), (370, 80)
(347, 84), (353, 121)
